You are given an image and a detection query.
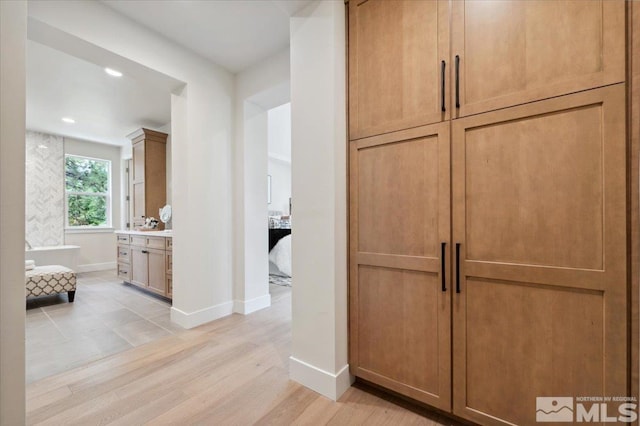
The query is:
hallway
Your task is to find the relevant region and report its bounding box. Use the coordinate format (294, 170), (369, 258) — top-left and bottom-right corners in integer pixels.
(26, 283), (460, 425)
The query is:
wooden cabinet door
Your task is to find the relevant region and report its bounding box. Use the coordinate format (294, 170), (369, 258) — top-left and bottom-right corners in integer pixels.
(132, 142), (146, 226)
(451, 85), (627, 425)
(349, 122), (451, 410)
(132, 182), (145, 226)
(451, 0), (625, 118)
(131, 246), (148, 287)
(132, 141), (145, 183)
(348, 0), (450, 140)
(147, 248), (166, 296)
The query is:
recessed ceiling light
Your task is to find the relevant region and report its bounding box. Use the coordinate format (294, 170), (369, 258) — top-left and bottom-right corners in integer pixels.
(62, 117), (75, 124)
(105, 68), (123, 77)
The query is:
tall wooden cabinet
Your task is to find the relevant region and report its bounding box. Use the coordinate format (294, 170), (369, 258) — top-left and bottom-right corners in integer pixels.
(348, 1), (629, 425)
(128, 128), (168, 229)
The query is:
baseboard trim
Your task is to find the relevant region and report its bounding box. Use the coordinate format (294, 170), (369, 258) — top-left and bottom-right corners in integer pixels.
(289, 356), (354, 401)
(170, 301), (233, 329)
(76, 262), (116, 273)
(233, 293), (271, 315)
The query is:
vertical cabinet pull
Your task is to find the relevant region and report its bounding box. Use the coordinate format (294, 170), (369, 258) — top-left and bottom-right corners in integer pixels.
(455, 55), (460, 109)
(455, 243), (461, 293)
(441, 242), (447, 292)
(441, 60), (446, 112)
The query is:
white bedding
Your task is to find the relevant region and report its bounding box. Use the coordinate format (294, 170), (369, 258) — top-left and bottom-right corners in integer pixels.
(269, 234), (291, 277)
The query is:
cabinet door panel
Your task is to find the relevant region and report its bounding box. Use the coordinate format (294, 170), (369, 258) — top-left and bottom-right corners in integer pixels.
(132, 142), (145, 183)
(451, 85), (627, 425)
(451, 0), (624, 117)
(349, 0), (450, 140)
(147, 248), (166, 296)
(350, 123), (451, 410)
(131, 246), (148, 288)
(133, 182), (145, 224)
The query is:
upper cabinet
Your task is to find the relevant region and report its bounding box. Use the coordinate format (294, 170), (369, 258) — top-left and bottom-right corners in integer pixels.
(451, 0), (625, 117)
(128, 128), (168, 229)
(348, 0), (450, 140)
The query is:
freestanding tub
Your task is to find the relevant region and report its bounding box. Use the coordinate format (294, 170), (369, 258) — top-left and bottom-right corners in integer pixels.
(25, 245), (80, 270)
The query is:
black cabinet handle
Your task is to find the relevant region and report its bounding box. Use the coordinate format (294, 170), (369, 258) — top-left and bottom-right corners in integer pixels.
(455, 55), (460, 109)
(455, 243), (461, 293)
(441, 242), (447, 292)
(441, 60), (446, 112)
(142, 250), (148, 254)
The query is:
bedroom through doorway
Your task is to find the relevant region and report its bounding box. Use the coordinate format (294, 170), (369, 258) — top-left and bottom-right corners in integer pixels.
(267, 103), (292, 291)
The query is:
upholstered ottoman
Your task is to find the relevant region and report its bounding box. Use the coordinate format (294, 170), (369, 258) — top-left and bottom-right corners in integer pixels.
(26, 265), (76, 302)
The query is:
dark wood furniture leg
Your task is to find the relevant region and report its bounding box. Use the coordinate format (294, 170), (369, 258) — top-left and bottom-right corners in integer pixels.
(68, 291), (75, 303)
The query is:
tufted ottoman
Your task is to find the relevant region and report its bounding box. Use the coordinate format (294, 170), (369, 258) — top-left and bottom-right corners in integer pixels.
(26, 265), (77, 302)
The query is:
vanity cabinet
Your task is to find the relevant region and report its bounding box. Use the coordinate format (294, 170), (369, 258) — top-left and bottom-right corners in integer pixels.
(128, 128), (168, 229)
(116, 232), (172, 299)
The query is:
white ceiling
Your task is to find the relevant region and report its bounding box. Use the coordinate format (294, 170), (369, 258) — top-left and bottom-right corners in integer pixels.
(27, 40), (172, 146)
(101, 0), (313, 73)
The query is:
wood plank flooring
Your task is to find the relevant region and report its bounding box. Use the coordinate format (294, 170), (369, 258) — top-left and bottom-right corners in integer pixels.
(26, 282), (461, 425)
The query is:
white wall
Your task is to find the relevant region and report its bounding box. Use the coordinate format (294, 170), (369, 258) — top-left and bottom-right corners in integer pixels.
(268, 103), (291, 161)
(64, 136), (121, 272)
(28, 0), (234, 329)
(268, 103), (291, 215)
(289, 0), (351, 401)
(0, 1), (26, 423)
(268, 159), (291, 215)
(233, 49), (290, 314)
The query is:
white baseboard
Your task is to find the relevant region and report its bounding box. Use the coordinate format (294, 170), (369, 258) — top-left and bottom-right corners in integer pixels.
(170, 301), (234, 329)
(76, 261), (116, 273)
(289, 356), (354, 401)
(233, 293), (271, 315)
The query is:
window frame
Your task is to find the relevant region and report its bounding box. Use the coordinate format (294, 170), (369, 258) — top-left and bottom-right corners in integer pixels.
(64, 154), (113, 230)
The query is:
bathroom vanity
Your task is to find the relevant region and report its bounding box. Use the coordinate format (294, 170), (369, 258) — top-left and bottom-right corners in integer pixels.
(115, 230), (172, 299)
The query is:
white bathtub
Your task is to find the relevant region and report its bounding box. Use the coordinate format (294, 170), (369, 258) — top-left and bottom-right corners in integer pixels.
(26, 245), (80, 270)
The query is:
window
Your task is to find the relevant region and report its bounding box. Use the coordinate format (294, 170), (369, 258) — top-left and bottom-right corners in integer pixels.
(65, 155), (111, 228)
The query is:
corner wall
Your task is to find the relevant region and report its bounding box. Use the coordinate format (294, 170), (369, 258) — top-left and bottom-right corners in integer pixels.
(0, 1), (27, 423)
(289, 0), (351, 400)
(233, 49), (290, 314)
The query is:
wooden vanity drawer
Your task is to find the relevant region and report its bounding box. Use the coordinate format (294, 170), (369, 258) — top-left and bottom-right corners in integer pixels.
(166, 274), (172, 298)
(130, 235), (146, 247)
(116, 234), (129, 244)
(117, 244), (131, 264)
(166, 237), (172, 251)
(147, 237), (165, 250)
(117, 263), (131, 281)
(166, 252), (172, 274)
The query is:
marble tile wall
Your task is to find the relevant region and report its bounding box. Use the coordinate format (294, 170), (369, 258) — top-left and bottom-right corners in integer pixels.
(25, 131), (64, 247)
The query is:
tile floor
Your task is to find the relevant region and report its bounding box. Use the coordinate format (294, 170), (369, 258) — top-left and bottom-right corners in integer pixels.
(25, 270), (182, 384)
(26, 270), (291, 385)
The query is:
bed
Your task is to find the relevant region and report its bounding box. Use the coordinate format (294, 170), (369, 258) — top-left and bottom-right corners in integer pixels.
(269, 215), (292, 279)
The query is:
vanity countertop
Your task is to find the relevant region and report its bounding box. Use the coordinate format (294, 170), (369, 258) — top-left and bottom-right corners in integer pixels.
(115, 229), (173, 237)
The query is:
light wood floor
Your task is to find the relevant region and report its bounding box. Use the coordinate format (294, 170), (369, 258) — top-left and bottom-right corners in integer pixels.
(26, 281), (461, 425)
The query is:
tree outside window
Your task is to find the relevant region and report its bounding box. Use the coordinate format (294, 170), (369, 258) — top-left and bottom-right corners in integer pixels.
(65, 155), (111, 228)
